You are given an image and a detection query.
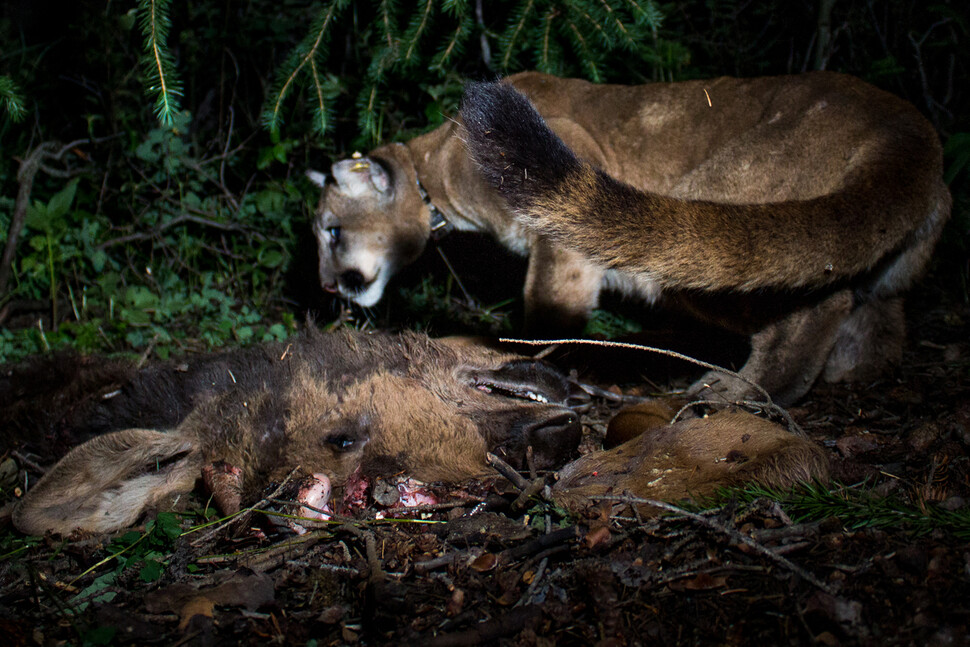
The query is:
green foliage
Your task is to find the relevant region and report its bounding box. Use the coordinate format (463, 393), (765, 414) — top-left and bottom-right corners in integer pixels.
(0, 0), (967, 360)
(0, 110), (300, 363)
(395, 276), (513, 336)
(137, 0), (183, 125)
(262, 0), (676, 143)
(0, 75), (27, 122)
(722, 482), (970, 540)
(944, 132), (970, 186)
(584, 309), (643, 338)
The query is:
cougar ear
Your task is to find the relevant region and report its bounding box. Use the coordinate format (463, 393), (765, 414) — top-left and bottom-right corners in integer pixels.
(306, 169), (328, 188)
(331, 157), (391, 198)
(12, 428), (203, 536)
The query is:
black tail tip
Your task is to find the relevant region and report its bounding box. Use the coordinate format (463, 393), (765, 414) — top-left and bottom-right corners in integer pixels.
(459, 80), (579, 196)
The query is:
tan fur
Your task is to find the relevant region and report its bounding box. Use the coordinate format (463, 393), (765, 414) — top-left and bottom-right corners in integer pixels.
(13, 332), (581, 535)
(458, 73), (950, 405)
(314, 72), (948, 405)
(554, 410), (829, 514)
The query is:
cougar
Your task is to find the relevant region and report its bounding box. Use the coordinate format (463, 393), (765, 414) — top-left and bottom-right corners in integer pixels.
(310, 72), (949, 405)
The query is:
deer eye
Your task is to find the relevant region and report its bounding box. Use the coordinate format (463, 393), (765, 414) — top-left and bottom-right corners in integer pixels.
(326, 432), (360, 453)
(326, 226), (341, 247)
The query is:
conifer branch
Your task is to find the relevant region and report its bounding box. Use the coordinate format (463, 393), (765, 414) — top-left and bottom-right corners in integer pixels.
(402, 0), (436, 66)
(263, 1), (343, 134)
(500, 0), (536, 69)
(378, 0), (400, 53)
(138, 0), (183, 125)
(538, 10), (557, 72)
(566, 19), (601, 81)
(0, 76), (27, 122)
(598, 0), (637, 50)
(432, 16), (473, 71)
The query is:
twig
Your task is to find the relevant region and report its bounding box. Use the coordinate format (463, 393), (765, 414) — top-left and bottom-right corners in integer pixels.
(591, 494), (835, 594)
(11, 451), (48, 476)
(413, 547), (486, 575)
(436, 247), (477, 307)
(502, 337), (802, 436)
(511, 476), (549, 512)
(486, 452), (529, 490)
(572, 380), (652, 404)
(190, 467), (302, 546)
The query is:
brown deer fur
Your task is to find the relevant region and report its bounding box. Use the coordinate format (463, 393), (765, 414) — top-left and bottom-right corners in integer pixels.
(9, 330), (582, 535)
(554, 406), (829, 514)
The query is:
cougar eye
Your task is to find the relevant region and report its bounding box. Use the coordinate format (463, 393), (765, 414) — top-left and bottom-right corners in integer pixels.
(326, 226), (341, 247)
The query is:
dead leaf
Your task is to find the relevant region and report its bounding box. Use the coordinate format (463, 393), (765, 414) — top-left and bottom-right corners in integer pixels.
(583, 525), (611, 549)
(207, 571), (275, 611)
(669, 572), (728, 591)
(446, 588), (465, 616)
(177, 596), (214, 631)
(470, 552), (498, 572)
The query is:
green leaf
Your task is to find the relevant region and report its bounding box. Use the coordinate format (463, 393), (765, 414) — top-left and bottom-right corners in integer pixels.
(47, 178), (80, 220)
(139, 558), (165, 582)
(258, 247), (284, 269)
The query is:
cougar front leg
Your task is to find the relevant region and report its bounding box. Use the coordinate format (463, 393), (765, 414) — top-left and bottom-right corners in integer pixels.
(523, 238), (603, 336)
(691, 290), (853, 407)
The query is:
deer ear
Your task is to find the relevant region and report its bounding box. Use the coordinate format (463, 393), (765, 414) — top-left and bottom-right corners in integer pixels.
(331, 157), (391, 198)
(13, 428), (202, 536)
(306, 169), (328, 188)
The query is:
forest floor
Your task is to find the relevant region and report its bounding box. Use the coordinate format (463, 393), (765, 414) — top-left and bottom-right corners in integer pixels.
(1, 273), (968, 647)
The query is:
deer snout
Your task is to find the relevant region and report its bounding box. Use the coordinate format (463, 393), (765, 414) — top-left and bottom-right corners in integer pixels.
(523, 408), (582, 469)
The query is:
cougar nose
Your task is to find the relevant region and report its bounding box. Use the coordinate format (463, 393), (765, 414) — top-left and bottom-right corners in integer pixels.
(340, 269), (367, 293)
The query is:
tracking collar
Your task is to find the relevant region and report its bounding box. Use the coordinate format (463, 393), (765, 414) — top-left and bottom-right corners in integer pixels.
(416, 176), (453, 240)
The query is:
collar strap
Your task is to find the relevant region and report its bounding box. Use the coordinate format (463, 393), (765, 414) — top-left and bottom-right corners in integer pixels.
(416, 176), (452, 240)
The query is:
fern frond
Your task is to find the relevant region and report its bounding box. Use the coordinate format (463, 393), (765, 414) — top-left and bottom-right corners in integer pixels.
(0, 76), (27, 122)
(138, 0), (183, 126)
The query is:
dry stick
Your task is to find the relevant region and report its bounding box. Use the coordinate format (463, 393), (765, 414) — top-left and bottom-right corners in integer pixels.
(436, 247), (477, 307)
(501, 337), (804, 437)
(486, 452), (529, 490)
(0, 142), (55, 297)
(190, 467), (302, 547)
(592, 494), (835, 595)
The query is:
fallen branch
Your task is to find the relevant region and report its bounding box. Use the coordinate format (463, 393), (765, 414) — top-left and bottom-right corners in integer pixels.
(485, 452), (529, 490)
(503, 337), (803, 436)
(189, 467), (302, 547)
(591, 494), (835, 594)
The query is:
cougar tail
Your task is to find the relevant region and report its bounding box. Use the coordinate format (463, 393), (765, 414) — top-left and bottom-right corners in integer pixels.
(460, 80), (947, 293)
(460, 81), (587, 213)
(13, 428), (202, 536)
(460, 81), (672, 281)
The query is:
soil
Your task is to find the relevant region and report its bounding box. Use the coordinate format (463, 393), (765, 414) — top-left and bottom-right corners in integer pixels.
(1, 277), (968, 647)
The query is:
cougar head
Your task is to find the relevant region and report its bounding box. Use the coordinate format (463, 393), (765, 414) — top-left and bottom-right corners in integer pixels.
(308, 147), (430, 307)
